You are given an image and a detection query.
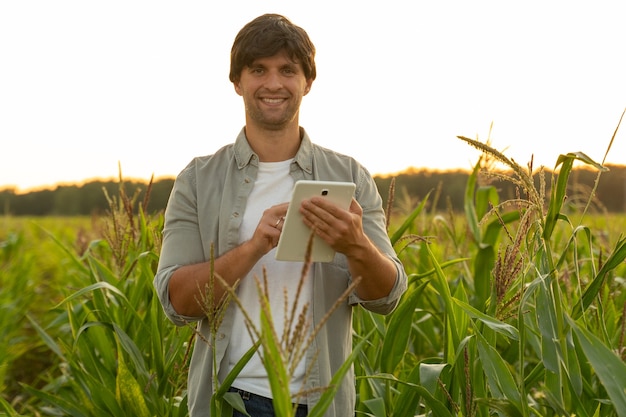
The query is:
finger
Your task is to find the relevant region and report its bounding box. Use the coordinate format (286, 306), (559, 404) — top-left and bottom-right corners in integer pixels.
(273, 215), (285, 229)
(348, 198), (362, 215)
(270, 203), (289, 229)
(309, 197), (356, 223)
(274, 202), (289, 216)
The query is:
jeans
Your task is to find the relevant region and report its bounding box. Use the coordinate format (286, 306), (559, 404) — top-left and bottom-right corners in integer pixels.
(229, 387), (308, 417)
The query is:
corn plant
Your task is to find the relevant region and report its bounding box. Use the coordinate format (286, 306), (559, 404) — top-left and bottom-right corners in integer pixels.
(17, 177), (193, 417)
(1, 216), (92, 414)
(0, 232), (37, 402)
(354, 112), (626, 416)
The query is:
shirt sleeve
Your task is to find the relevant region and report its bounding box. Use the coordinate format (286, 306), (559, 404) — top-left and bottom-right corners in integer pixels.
(153, 164), (208, 326)
(347, 169), (408, 315)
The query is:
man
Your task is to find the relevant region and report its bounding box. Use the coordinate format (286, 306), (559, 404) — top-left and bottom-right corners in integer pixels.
(154, 13), (407, 417)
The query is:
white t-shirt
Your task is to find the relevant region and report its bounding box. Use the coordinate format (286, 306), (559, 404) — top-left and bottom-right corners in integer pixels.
(227, 160), (313, 401)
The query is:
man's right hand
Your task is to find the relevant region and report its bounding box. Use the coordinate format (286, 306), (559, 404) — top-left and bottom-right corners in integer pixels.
(248, 202), (289, 255)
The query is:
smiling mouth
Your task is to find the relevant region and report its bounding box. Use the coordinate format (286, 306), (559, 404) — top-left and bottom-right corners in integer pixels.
(262, 98), (286, 104)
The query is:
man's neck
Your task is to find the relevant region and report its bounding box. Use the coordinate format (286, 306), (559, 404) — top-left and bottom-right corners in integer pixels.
(244, 124), (302, 162)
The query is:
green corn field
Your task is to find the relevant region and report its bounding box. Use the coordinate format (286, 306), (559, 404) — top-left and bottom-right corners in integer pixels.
(1, 139), (626, 416)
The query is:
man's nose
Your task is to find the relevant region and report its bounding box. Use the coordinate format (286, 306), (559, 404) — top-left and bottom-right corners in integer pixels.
(264, 70), (283, 90)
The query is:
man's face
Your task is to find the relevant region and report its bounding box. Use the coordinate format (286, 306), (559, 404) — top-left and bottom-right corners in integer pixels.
(234, 50), (313, 131)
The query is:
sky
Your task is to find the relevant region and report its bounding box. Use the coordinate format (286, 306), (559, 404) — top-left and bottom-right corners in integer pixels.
(1, 1), (625, 193)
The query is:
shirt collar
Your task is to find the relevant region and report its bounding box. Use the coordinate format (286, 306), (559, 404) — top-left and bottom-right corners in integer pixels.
(233, 127), (314, 174)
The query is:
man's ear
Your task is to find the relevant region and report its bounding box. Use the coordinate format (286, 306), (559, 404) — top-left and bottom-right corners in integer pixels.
(233, 81), (243, 96)
(304, 79), (313, 96)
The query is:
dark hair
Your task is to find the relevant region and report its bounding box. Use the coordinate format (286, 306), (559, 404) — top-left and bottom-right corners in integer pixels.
(229, 14), (316, 83)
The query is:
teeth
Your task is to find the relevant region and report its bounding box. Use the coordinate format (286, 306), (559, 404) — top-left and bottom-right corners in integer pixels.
(263, 98), (284, 104)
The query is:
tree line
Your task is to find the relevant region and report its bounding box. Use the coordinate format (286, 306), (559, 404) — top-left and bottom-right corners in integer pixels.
(1, 164), (625, 216)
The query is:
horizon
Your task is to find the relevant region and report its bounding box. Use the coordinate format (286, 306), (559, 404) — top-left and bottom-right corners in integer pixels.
(5, 160), (626, 195)
(1, 165), (457, 194)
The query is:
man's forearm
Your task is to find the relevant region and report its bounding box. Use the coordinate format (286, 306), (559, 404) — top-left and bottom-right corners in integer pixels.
(347, 237), (397, 301)
(168, 240), (263, 317)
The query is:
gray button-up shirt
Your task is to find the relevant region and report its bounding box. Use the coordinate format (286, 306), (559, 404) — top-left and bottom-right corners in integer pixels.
(154, 128), (407, 416)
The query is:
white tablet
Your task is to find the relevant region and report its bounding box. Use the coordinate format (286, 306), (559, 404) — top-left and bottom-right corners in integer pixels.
(275, 180), (356, 262)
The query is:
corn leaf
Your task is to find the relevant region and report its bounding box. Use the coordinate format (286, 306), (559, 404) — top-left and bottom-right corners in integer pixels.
(464, 161), (482, 242)
(212, 340), (260, 416)
(361, 373), (454, 417)
(115, 346), (151, 417)
(452, 298), (519, 340)
(419, 362), (448, 394)
(473, 245), (495, 311)
(20, 385), (86, 417)
(111, 326), (144, 373)
(389, 190), (431, 245)
(258, 294), (291, 417)
(567, 316), (626, 417)
(26, 315), (65, 360)
(543, 153), (576, 241)
(223, 392), (249, 416)
(571, 236), (626, 319)
(215, 340), (262, 397)
(425, 243), (460, 357)
(52, 281), (130, 311)
(391, 363), (427, 416)
(40, 226), (91, 275)
(380, 279), (428, 373)
(362, 397), (386, 416)
(0, 396), (21, 417)
(475, 185), (499, 221)
(544, 152), (606, 240)
(474, 398), (524, 417)
(535, 275), (561, 375)
(476, 331), (523, 414)
(309, 329), (372, 417)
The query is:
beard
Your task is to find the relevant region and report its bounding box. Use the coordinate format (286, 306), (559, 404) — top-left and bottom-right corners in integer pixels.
(244, 96), (302, 131)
